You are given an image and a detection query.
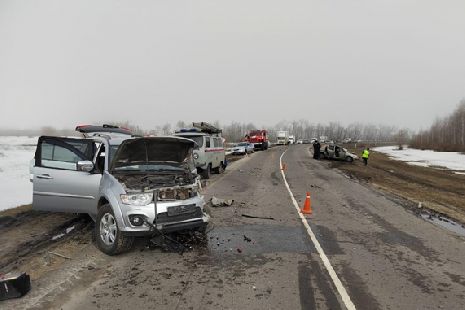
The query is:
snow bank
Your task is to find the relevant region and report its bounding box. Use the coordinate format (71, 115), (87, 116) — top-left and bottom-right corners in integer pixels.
(373, 146), (465, 172)
(0, 136), (38, 211)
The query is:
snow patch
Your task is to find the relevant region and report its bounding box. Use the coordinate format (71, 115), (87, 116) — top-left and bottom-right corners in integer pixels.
(373, 146), (465, 172)
(0, 136), (38, 211)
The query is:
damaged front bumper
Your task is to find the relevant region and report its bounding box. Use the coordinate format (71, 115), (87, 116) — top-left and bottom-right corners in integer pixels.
(118, 194), (209, 236)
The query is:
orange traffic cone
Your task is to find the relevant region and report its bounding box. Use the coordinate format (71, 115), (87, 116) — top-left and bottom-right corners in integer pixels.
(301, 192), (312, 215)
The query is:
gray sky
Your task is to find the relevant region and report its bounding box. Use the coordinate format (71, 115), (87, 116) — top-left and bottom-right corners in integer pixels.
(1, 0), (464, 131)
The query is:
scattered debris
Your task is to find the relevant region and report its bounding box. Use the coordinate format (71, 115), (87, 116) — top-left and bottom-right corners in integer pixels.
(51, 225), (78, 241)
(148, 230), (208, 255)
(211, 197), (234, 207)
(241, 214), (275, 220)
(0, 272), (31, 301)
(48, 251), (71, 260)
(149, 234), (189, 254)
(236, 248), (243, 253)
(51, 233), (65, 241)
(243, 235), (252, 242)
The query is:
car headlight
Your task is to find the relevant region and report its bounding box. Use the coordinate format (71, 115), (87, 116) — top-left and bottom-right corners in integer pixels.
(193, 153), (199, 159)
(120, 193), (153, 206)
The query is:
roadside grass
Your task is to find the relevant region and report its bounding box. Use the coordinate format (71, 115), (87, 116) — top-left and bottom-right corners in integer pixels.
(0, 204), (32, 217)
(331, 146), (465, 225)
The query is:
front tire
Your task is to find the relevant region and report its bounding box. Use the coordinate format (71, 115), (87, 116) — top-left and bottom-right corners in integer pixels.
(214, 162), (224, 174)
(201, 164), (211, 179)
(345, 156), (354, 162)
(95, 204), (134, 256)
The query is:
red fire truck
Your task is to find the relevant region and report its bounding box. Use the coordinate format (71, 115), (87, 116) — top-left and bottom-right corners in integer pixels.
(245, 130), (269, 151)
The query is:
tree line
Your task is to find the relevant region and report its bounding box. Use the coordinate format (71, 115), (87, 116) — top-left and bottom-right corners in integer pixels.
(219, 121), (399, 144)
(0, 120), (401, 145)
(125, 120), (399, 144)
(410, 100), (465, 152)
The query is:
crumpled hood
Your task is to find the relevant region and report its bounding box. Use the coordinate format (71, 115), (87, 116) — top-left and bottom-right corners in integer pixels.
(110, 137), (194, 171)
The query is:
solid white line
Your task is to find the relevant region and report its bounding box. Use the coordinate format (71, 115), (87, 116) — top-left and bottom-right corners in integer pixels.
(279, 149), (356, 310)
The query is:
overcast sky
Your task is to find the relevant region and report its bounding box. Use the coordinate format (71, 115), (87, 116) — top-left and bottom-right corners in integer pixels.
(1, 0), (464, 131)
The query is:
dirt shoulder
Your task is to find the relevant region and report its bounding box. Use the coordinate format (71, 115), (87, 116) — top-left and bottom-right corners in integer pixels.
(326, 146), (465, 224)
(0, 205), (93, 281)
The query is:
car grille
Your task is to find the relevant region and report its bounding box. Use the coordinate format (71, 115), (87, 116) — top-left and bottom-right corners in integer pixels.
(155, 205), (203, 224)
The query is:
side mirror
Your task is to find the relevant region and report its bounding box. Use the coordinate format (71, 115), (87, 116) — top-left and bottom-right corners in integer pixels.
(77, 160), (94, 172)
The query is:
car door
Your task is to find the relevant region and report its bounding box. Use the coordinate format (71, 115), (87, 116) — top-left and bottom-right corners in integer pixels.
(210, 137), (217, 168)
(215, 138), (221, 165)
(32, 136), (102, 214)
(328, 145), (335, 158)
(339, 148), (347, 159)
(205, 136), (213, 167)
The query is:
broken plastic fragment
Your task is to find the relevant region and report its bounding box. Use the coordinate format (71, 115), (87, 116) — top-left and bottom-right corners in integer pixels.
(210, 196), (234, 207)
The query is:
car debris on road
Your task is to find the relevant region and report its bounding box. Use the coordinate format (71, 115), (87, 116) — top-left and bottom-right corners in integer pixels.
(210, 196), (234, 207)
(0, 272), (31, 301)
(241, 214), (275, 220)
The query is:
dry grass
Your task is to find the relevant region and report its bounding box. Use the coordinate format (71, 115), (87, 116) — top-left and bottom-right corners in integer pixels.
(331, 146), (465, 224)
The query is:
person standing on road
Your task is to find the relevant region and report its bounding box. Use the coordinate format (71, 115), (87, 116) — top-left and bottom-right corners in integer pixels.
(362, 147), (370, 166)
(316, 141), (321, 159)
(313, 140), (321, 159)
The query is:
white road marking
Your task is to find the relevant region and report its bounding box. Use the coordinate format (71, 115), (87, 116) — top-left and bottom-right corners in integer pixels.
(279, 149), (357, 310)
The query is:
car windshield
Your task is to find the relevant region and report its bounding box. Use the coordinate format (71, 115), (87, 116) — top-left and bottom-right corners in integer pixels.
(109, 145), (119, 162)
(178, 135), (203, 149)
(111, 138), (194, 172)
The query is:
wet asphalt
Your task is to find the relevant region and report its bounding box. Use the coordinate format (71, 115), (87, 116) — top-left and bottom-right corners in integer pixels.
(5, 145), (465, 310)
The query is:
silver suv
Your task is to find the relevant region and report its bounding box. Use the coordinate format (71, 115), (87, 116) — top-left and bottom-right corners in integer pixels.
(30, 125), (209, 255)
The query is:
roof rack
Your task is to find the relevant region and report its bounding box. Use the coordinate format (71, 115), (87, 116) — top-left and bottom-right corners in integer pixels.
(192, 122), (222, 134)
(75, 124), (133, 136)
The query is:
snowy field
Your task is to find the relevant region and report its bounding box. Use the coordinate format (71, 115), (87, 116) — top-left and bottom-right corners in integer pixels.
(373, 146), (465, 173)
(0, 136), (38, 211)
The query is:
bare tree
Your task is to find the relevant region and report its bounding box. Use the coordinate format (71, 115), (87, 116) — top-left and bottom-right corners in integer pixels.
(410, 100), (465, 152)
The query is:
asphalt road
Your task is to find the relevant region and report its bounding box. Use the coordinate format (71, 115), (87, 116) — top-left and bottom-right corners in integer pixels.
(4, 145), (465, 310)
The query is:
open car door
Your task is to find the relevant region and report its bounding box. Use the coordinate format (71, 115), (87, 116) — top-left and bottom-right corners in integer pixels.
(32, 136), (101, 214)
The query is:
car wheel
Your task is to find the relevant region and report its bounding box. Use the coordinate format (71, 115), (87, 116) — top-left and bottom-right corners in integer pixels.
(345, 156), (354, 162)
(95, 204), (134, 256)
(201, 164), (211, 179)
(214, 162), (224, 174)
